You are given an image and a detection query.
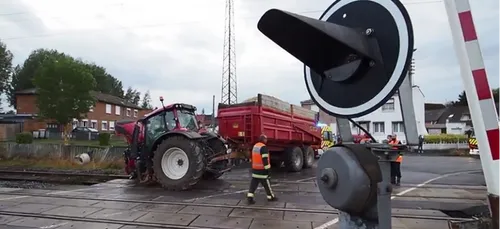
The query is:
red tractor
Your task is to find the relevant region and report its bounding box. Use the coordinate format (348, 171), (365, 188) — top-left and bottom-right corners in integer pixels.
(115, 99), (230, 191)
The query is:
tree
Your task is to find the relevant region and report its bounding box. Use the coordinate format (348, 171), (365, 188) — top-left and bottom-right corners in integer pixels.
(123, 86), (141, 105)
(451, 91), (468, 106)
(452, 89), (499, 106)
(141, 90), (153, 109)
(8, 49), (63, 108)
(33, 55), (96, 144)
(8, 48), (125, 108)
(0, 40), (13, 96)
(84, 63), (124, 97)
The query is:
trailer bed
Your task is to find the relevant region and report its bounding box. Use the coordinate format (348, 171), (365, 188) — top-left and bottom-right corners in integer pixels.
(217, 94), (321, 152)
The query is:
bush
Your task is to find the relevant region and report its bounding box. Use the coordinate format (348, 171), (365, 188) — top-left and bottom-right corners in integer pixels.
(16, 132), (33, 144)
(423, 134), (467, 144)
(98, 133), (111, 146)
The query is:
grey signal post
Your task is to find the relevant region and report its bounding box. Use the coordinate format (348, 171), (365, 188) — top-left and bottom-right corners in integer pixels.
(256, 0), (417, 228)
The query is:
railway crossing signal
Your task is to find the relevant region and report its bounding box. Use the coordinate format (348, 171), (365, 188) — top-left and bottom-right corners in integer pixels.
(258, 0), (499, 228)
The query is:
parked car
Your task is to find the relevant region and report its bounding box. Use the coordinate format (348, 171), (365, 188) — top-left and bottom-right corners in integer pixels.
(72, 127), (99, 140)
(72, 127), (99, 133)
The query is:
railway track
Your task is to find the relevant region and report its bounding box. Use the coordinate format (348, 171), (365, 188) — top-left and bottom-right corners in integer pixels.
(0, 170), (129, 185)
(0, 211), (208, 229)
(0, 191), (479, 222)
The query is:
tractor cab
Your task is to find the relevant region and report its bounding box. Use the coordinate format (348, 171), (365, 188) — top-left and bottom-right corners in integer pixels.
(115, 97), (230, 190)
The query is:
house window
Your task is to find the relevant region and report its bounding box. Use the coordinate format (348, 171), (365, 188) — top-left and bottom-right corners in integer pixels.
(109, 121), (115, 131)
(126, 108), (131, 117)
(134, 109), (138, 117)
(392, 122), (405, 133)
(101, 121), (108, 131)
(115, 106), (121, 115)
(382, 98), (395, 111)
(106, 104), (112, 114)
(373, 122), (385, 133)
(359, 122), (369, 132)
(79, 119), (88, 127)
(91, 120), (97, 129)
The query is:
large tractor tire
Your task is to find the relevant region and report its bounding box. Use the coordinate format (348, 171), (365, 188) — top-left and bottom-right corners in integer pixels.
(302, 146), (315, 169)
(153, 135), (205, 191)
(202, 138), (228, 180)
(284, 146), (304, 172)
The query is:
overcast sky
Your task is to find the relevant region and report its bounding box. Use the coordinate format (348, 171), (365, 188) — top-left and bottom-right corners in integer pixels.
(0, 0), (498, 113)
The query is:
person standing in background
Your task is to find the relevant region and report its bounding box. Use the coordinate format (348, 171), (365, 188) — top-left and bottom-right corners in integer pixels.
(418, 135), (424, 154)
(389, 134), (403, 186)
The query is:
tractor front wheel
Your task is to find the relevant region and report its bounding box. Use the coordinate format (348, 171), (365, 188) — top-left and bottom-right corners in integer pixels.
(153, 136), (205, 191)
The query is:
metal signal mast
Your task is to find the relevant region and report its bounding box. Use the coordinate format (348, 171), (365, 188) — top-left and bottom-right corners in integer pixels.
(221, 0), (237, 105)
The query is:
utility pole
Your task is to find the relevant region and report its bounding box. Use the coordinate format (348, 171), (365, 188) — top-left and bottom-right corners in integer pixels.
(212, 95), (216, 128)
(220, 0), (237, 105)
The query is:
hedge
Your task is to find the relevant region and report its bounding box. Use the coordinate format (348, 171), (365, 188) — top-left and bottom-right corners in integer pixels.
(98, 133), (111, 146)
(15, 132), (33, 144)
(423, 134), (467, 144)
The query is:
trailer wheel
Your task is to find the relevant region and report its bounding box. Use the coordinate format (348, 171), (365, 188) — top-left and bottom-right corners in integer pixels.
(302, 146), (315, 169)
(285, 146), (304, 172)
(153, 135), (205, 191)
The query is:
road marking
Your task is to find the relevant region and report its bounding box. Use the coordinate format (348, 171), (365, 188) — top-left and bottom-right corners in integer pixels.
(186, 176), (316, 202)
(314, 170), (481, 229)
(47, 187), (104, 195)
(40, 222), (68, 229)
(0, 196), (28, 201)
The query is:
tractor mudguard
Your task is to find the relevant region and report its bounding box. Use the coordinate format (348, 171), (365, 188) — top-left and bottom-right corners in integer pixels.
(151, 131), (204, 152)
(201, 131), (227, 144)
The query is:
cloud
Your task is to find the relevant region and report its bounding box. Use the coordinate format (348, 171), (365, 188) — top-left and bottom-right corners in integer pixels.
(0, 0), (498, 114)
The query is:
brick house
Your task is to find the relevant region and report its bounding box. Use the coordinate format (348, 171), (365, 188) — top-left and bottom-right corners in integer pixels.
(15, 88), (152, 132)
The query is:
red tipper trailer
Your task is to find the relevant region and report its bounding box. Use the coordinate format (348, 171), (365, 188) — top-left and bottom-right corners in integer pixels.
(217, 93), (321, 172)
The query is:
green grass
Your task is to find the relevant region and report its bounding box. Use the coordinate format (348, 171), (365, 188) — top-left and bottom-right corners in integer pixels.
(18, 139), (128, 147)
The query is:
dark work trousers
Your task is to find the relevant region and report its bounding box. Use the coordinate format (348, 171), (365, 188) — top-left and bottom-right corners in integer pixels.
(417, 143), (424, 154)
(390, 162), (402, 183)
(248, 178), (275, 199)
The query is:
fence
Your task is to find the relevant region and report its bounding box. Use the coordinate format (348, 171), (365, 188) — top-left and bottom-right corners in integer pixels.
(32, 130), (113, 141)
(422, 142), (469, 150)
(0, 142), (127, 162)
(0, 123), (22, 141)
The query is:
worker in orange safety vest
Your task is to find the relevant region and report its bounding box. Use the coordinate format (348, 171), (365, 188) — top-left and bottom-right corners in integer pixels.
(246, 134), (278, 204)
(389, 134), (403, 186)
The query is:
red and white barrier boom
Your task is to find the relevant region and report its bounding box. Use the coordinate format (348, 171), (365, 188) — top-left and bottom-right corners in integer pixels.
(444, 0), (499, 226)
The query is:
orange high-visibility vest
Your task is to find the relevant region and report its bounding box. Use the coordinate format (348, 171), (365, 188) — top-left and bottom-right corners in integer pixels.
(251, 142), (266, 170)
(389, 140), (398, 150)
(396, 155), (403, 163)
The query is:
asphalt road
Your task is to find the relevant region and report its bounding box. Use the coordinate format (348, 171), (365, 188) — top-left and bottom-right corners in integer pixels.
(221, 155), (485, 186)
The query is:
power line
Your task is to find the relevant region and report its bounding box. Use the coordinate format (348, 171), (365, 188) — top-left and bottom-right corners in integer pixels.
(0, 9), (324, 41)
(0, 0), (444, 41)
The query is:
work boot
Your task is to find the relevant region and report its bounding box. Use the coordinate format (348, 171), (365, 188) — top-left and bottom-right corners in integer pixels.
(268, 196), (278, 202)
(247, 197), (255, 205)
(390, 177), (396, 185)
(395, 177), (401, 186)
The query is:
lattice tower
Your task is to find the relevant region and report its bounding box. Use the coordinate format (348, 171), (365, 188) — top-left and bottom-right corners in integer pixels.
(220, 0), (237, 104)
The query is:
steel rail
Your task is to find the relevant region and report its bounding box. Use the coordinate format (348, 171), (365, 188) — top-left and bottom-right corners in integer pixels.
(0, 192), (477, 221)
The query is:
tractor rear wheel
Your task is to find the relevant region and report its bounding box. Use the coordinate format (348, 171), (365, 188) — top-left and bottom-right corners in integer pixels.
(284, 146), (304, 172)
(302, 146), (315, 169)
(153, 135), (205, 191)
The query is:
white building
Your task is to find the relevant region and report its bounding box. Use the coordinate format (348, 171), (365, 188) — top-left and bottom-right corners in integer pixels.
(351, 85), (427, 143)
